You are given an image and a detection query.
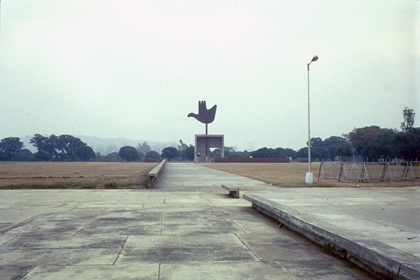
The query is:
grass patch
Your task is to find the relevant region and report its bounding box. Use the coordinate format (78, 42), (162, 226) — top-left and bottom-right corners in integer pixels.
(0, 162), (158, 189)
(200, 162), (418, 188)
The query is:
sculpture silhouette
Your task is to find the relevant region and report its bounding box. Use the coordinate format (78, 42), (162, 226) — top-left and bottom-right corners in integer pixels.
(188, 101), (217, 135)
(188, 101), (217, 124)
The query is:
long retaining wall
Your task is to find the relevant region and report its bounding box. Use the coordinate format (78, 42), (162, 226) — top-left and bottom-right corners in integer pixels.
(147, 159), (166, 188)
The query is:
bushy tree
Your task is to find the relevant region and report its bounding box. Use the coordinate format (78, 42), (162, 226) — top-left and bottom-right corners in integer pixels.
(161, 147), (179, 161)
(250, 147), (297, 159)
(323, 136), (347, 160)
(30, 134), (95, 161)
(0, 137), (24, 161)
(392, 131), (420, 161)
(30, 134), (57, 160)
(345, 126), (391, 158)
(15, 149), (35, 161)
(297, 146), (330, 161)
(145, 151), (161, 161)
(76, 146), (96, 161)
(251, 147), (272, 158)
(98, 152), (124, 162)
(227, 150), (251, 158)
(118, 146), (140, 162)
(55, 135), (88, 161)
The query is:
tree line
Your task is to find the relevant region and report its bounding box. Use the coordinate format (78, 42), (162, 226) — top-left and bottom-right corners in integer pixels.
(1, 108), (418, 162)
(0, 135), (195, 162)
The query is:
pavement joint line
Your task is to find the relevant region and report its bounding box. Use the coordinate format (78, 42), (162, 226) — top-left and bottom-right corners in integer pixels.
(160, 213), (164, 236)
(20, 265), (36, 279)
(0, 213), (49, 235)
(228, 217), (247, 234)
(112, 235), (129, 265)
(234, 233), (262, 262)
(2, 235), (18, 246)
(72, 218), (96, 236)
(206, 203), (215, 212)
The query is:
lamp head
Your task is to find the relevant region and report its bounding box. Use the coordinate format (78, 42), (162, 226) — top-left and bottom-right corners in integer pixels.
(311, 55), (319, 62)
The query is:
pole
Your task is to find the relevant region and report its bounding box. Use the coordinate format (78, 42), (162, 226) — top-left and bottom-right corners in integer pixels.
(205, 123), (208, 161)
(307, 63), (311, 174)
(305, 55), (318, 184)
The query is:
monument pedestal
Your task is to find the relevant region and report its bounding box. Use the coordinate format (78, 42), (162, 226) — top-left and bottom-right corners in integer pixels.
(194, 134), (224, 163)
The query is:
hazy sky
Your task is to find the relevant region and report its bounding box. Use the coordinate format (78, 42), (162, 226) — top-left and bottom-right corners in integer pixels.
(1, 0), (419, 151)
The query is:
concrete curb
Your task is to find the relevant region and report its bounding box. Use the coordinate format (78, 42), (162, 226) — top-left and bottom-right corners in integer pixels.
(147, 159), (166, 188)
(243, 194), (420, 280)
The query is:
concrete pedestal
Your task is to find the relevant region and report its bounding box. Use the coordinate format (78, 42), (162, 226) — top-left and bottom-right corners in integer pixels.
(194, 134), (224, 163)
(305, 172), (313, 184)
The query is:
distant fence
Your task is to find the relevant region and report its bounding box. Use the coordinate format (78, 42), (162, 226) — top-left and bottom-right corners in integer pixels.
(211, 157), (290, 163)
(318, 161), (419, 183)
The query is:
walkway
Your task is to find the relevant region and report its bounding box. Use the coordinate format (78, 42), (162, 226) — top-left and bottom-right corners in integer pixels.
(0, 163), (375, 279)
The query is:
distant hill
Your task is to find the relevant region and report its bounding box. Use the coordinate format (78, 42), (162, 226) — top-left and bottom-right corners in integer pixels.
(20, 135), (177, 155)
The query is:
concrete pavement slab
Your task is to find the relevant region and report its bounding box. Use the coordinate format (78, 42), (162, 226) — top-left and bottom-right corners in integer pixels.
(159, 262), (291, 280)
(120, 234), (258, 263)
(21, 264), (159, 280)
(0, 248), (120, 266)
(1, 163), (375, 279)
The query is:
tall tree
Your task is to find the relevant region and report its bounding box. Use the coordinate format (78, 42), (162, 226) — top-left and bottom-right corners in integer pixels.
(0, 137), (24, 161)
(401, 107), (415, 132)
(136, 142), (151, 155)
(30, 134), (56, 160)
(55, 135), (88, 161)
(177, 139), (189, 151)
(181, 145), (195, 161)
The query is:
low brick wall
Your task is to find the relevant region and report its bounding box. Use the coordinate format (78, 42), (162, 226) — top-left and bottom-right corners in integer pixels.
(212, 157), (290, 163)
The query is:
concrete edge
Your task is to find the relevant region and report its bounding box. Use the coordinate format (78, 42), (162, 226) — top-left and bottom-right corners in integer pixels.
(221, 184), (240, 198)
(147, 159), (167, 188)
(243, 193), (420, 280)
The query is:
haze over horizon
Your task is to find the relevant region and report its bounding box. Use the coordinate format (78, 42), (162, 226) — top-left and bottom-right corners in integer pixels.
(1, 0), (419, 151)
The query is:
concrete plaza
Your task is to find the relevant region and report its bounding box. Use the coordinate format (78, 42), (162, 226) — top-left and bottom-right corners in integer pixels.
(1, 162), (417, 279)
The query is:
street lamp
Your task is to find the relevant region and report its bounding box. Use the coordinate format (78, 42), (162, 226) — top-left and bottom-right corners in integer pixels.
(306, 55), (318, 184)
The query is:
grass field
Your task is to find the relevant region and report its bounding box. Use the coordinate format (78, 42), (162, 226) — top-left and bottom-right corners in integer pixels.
(0, 162), (158, 189)
(1, 162), (417, 189)
(200, 162), (419, 188)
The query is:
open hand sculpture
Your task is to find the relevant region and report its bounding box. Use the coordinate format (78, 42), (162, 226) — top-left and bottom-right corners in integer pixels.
(188, 101), (217, 124)
(188, 101), (217, 135)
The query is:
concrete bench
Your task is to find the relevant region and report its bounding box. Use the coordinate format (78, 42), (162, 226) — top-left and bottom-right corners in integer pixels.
(147, 159), (166, 188)
(221, 184), (240, 198)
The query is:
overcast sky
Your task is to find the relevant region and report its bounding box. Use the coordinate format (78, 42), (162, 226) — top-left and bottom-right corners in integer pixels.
(1, 0), (419, 151)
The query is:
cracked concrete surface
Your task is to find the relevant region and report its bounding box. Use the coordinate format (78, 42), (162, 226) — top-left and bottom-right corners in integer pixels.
(1, 163), (375, 279)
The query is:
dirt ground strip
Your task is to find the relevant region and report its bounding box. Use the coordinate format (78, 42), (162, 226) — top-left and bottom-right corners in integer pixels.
(200, 162), (419, 188)
(0, 162), (158, 189)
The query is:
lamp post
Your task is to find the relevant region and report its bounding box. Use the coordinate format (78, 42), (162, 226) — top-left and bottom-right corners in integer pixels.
(306, 55), (318, 184)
